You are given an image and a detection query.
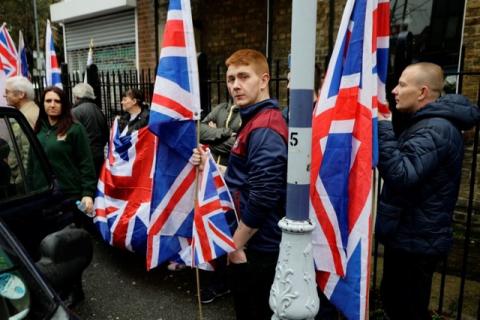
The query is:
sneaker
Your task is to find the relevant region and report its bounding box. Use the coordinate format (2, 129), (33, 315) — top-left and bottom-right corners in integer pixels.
(200, 287), (216, 304)
(200, 286), (230, 304)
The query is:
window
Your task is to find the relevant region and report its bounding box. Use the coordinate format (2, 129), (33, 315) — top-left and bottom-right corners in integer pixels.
(390, 0), (466, 71)
(0, 116), (49, 201)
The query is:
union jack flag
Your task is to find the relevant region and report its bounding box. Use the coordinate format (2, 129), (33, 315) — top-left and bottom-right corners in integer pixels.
(0, 23), (18, 77)
(190, 150), (236, 267)
(45, 20), (62, 88)
(94, 118), (157, 254)
(171, 150), (236, 270)
(146, 0), (201, 270)
(309, 0), (389, 319)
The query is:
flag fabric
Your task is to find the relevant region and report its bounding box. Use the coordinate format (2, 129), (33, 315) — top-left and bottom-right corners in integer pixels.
(168, 150), (236, 271)
(0, 59), (7, 106)
(45, 20), (62, 88)
(146, 0), (220, 271)
(84, 40), (93, 83)
(17, 31), (29, 78)
(188, 150), (236, 268)
(0, 23), (18, 77)
(309, 0), (389, 319)
(94, 118), (157, 254)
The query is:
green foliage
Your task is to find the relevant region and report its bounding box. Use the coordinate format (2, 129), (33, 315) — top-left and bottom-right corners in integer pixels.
(0, 0), (63, 63)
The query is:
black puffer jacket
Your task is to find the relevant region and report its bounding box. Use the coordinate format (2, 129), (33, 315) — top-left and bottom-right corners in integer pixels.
(376, 94), (480, 256)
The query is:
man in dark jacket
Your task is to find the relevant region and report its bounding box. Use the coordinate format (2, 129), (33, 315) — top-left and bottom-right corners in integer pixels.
(72, 83), (109, 178)
(200, 102), (241, 168)
(224, 49), (287, 320)
(377, 62), (480, 320)
(193, 49), (287, 319)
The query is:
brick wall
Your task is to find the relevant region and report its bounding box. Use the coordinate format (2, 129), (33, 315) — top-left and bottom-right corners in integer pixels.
(461, 1), (480, 101)
(137, 0), (158, 71)
(198, 0), (267, 68)
(135, 0), (347, 78)
(439, 2), (480, 220)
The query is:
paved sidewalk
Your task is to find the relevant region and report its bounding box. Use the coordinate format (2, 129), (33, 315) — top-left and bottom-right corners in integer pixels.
(74, 236), (235, 320)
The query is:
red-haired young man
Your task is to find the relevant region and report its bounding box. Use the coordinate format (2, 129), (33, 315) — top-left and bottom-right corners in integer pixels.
(194, 49), (287, 319)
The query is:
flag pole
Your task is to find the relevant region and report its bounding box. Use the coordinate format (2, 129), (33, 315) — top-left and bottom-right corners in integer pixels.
(366, 168), (379, 319)
(194, 117), (204, 320)
(195, 268), (203, 320)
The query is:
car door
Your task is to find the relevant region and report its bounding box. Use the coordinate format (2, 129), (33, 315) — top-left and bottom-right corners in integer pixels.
(0, 221), (76, 319)
(0, 106), (61, 256)
(0, 109), (79, 319)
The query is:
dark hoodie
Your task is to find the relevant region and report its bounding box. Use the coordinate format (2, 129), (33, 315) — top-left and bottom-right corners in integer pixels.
(376, 94), (480, 256)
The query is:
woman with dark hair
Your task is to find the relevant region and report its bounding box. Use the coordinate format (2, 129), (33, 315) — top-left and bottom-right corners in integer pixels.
(35, 86), (96, 215)
(118, 88), (150, 134)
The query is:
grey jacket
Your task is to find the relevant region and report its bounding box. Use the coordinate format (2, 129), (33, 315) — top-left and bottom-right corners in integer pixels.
(200, 102), (241, 166)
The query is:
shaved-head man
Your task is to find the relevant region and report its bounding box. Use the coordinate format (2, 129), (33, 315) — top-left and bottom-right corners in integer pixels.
(376, 62), (480, 319)
(392, 62), (444, 113)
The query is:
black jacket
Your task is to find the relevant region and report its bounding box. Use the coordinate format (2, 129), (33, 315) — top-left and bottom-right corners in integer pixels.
(117, 108), (150, 134)
(72, 98), (109, 161)
(376, 94), (480, 256)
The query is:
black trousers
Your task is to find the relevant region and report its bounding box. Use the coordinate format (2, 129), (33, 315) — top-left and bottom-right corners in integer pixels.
(381, 246), (440, 320)
(228, 250), (278, 320)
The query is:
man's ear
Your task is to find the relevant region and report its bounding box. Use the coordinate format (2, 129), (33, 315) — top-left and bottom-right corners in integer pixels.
(260, 73), (270, 90)
(18, 91), (27, 100)
(418, 85), (429, 101)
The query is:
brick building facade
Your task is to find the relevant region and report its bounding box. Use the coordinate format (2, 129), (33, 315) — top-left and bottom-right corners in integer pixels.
(137, 0), (349, 75)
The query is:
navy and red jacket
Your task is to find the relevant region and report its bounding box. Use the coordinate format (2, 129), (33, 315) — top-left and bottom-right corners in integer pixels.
(225, 99), (288, 252)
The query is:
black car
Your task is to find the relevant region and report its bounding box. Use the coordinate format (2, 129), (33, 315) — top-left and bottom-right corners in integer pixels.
(0, 106), (92, 319)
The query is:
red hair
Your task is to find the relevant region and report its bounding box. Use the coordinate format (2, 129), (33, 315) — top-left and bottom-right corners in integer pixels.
(225, 49), (269, 76)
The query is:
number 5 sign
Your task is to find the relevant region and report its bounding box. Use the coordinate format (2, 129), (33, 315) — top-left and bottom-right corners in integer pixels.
(287, 127), (312, 185)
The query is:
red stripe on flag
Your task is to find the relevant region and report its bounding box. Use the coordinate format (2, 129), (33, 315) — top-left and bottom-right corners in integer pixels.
(0, 46), (16, 67)
(348, 102), (373, 231)
(162, 20), (186, 47)
(213, 174), (224, 188)
(378, 100), (390, 115)
(372, 7), (378, 52)
(316, 271), (330, 291)
(196, 199), (223, 262)
(152, 93), (193, 118)
(208, 220), (236, 249)
(376, 2), (390, 37)
(146, 166), (196, 269)
(94, 206), (118, 219)
(148, 166), (196, 236)
(310, 186), (346, 277)
(112, 201), (141, 248)
(50, 55), (59, 68)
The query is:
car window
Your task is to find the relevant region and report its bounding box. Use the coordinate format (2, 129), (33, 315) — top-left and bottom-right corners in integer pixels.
(0, 225), (59, 319)
(0, 116), (49, 201)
